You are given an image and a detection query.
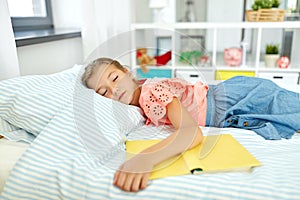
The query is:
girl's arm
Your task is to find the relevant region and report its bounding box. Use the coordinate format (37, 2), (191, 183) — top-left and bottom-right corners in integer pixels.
(113, 97), (203, 192)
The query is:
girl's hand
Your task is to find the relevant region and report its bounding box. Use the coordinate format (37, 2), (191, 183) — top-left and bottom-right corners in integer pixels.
(113, 155), (153, 192)
(113, 97), (203, 192)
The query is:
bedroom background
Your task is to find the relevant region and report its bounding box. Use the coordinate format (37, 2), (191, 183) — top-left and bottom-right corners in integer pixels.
(0, 0), (300, 85)
(0, 0), (131, 80)
(1, 1), (300, 198)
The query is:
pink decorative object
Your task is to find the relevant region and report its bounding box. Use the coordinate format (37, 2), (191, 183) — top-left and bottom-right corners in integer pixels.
(278, 56), (290, 68)
(224, 47), (242, 66)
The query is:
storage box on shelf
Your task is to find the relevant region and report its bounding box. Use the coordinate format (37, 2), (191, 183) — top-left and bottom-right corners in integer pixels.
(215, 70), (256, 81)
(136, 67), (172, 79)
(246, 9), (286, 22)
(131, 22), (300, 85)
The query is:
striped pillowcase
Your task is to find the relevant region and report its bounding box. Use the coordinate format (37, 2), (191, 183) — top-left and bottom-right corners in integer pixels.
(0, 117), (35, 143)
(0, 65), (144, 143)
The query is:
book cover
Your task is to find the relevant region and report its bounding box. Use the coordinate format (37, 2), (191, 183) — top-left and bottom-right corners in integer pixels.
(126, 134), (261, 180)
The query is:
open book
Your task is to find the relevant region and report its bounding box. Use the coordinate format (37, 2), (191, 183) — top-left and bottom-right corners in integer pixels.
(126, 134), (261, 180)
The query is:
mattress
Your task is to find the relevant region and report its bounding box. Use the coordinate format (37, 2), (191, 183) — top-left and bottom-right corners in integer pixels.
(0, 138), (29, 192)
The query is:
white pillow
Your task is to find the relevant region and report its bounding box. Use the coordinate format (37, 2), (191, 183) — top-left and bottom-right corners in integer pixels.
(72, 73), (145, 147)
(0, 65), (145, 143)
(0, 66), (81, 138)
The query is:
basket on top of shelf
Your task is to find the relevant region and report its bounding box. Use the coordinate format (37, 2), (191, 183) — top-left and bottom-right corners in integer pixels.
(246, 9), (286, 22)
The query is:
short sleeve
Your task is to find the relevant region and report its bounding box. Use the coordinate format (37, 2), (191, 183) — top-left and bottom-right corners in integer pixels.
(140, 78), (188, 126)
(151, 79), (187, 106)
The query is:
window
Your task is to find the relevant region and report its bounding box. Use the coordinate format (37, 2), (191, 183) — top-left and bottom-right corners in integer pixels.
(286, 0), (299, 13)
(7, 0), (53, 31)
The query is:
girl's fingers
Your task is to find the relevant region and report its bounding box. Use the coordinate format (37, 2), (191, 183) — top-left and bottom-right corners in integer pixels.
(114, 172), (149, 192)
(123, 174), (135, 192)
(114, 163), (125, 185)
(113, 161), (151, 192)
(116, 172), (127, 189)
(113, 170), (120, 185)
(131, 174), (143, 192)
(140, 173), (150, 189)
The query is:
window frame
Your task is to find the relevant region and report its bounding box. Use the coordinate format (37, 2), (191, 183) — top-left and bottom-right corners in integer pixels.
(10, 0), (53, 31)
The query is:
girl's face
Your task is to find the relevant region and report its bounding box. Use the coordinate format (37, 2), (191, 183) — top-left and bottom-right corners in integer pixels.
(87, 64), (140, 106)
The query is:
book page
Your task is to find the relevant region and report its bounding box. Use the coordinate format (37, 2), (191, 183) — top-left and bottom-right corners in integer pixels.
(126, 134), (261, 179)
(183, 134), (261, 173)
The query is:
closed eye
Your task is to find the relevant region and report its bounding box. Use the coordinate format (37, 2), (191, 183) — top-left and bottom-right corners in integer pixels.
(97, 88), (107, 96)
(102, 90), (107, 96)
(109, 72), (118, 82)
(113, 75), (118, 82)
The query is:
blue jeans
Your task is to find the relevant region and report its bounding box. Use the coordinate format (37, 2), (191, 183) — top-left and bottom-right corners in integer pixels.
(206, 76), (300, 140)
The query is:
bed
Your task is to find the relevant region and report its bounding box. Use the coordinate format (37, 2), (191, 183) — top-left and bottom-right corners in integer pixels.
(0, 138), (29, 192)
(1, 65), (300, 199)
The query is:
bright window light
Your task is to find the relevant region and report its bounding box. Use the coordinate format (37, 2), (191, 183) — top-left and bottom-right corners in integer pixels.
(7, 0), (47, 17)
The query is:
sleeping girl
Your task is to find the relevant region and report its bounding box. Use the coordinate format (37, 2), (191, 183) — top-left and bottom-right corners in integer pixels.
(82, 57), (300, 192)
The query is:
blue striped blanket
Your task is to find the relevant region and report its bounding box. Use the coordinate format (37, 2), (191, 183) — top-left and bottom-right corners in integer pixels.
(1, 121), (300, 199)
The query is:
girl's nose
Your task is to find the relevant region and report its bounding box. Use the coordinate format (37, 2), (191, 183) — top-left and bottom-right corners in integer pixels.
(112, 86), (119, 95)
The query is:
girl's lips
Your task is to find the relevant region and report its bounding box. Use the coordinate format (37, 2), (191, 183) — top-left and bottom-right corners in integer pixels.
(119, 91), (126, 101)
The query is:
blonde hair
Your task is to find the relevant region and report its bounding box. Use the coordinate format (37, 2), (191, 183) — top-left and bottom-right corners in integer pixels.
(81, 57), (125, 88)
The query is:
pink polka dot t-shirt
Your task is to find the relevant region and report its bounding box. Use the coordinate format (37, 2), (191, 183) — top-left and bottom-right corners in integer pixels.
(139, 78), (209, 126)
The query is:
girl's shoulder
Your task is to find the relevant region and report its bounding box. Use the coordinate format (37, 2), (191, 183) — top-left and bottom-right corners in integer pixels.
(141, 78), (190, 99)
(142, 77), (189, 87)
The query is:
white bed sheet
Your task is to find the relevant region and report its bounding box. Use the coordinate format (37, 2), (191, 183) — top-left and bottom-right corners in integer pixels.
(0, 138), (29, 192)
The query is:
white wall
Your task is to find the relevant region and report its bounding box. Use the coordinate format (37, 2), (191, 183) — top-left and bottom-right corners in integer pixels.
(18, 38), (83, 75)
(0, 0), (20, 80)
(133, 0), (206, 23)
(206, 0), (244, 51)
(132, 0), (152, 23)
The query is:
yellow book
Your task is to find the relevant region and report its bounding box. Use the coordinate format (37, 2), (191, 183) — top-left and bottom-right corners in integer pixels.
(126, 134), (261, 180)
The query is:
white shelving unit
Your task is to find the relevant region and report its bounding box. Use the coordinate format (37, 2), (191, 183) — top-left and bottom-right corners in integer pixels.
(131, 21), (300, 84)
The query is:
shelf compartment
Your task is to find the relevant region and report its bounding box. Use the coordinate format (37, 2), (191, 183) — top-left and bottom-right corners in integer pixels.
(174, 29), (209, 67)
